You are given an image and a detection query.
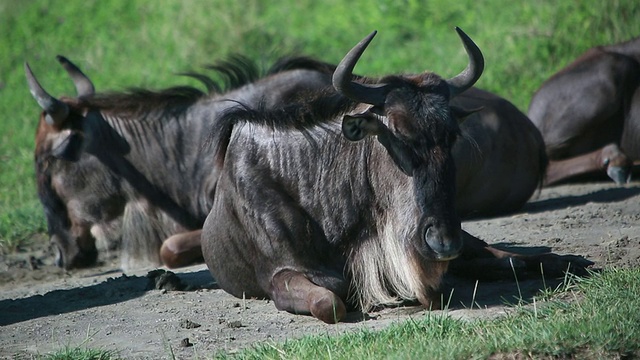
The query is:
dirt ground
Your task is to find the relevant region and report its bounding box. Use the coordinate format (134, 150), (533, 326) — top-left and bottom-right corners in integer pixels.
(1, 181), (639, 359)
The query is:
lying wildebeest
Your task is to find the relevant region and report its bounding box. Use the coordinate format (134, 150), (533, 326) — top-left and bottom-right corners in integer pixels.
(27, 54), (335, 270)
(528, 36), (640, 185)
(28, 38), (585, 282)
(201, 28), (591, 323)
(453, 87), (546, 217)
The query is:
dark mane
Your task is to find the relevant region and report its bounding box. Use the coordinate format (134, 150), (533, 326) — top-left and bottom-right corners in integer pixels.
(210, 88), (358, 167)
(268, 55), (373, 84)
(202, 54), (261, 92)
(84, 86), (206, 119)
(78, 55), (357, 120)
(267, 56), (338, 75)
(208, 56), (387, 166)
(80, 54), (269, 119)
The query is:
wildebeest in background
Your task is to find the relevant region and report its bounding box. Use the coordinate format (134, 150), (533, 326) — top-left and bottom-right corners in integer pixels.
(27, 54), (336, 270)
(453, 87), (547, 218)
(528, 36), (640, 185)
(201, 28), (591, 324)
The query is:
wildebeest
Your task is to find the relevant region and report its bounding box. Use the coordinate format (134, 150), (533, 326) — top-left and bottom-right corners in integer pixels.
(27, 54), (335, 270)
(28, 35), (589, 287)
(528, 36), (640, 185)
(201, 28), (591, 323)
(453, 87), (547, 217)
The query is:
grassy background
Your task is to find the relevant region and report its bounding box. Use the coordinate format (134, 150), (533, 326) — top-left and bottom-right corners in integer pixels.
(1, 1), (639, 247)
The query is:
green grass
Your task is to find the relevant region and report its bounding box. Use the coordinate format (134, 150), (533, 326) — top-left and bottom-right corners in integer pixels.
(215, 268), (640, 359)
(40, 347), (116, 360)
(1, 0), (639, 249)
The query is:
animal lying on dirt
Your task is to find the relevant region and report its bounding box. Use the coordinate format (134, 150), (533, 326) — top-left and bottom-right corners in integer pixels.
(27, 54), (334, 270)
(528, 36), (640, 185)
(201, 28), (592, 323)
(452, 87), (547, 218)
(27, 36), (590, 292)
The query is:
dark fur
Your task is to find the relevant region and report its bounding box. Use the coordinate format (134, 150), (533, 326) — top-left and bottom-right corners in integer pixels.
(202, 59), (468, 318)
(452, 87), (548, 218)
(33, 55), (336, 269)
(528, 36), (640, 185)
(201, 68), (559, 321)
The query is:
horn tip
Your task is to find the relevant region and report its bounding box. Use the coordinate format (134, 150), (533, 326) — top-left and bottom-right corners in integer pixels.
(24, 62), (37, 84)
(454, 27), (468, 39)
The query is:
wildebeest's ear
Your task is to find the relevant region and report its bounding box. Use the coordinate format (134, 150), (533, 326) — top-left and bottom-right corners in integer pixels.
(51, 132), (84, 161)
(451, 105), (483, 124)
(342, 112), (383, 141)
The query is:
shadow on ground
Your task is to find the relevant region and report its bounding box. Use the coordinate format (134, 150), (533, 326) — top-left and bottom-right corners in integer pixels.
(0, 269), (215, 326)
(523, 185), (640, 214)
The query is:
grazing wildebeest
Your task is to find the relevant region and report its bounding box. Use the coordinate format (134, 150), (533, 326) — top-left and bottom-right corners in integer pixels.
(27, 54), (336, 270)
(201, 29), (592, 323)
(528, 36), (640, 185)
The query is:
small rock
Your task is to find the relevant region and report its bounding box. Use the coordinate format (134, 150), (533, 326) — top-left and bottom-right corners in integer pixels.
(180, 319), (201, 329)
(227, 320), (243, 328)
(180, 338), (193, 347)
(146, 269), (185, 291)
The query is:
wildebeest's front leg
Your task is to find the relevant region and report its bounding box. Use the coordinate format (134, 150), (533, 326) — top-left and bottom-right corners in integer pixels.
(449, 231), (594, 280)
(544, 143), (632, 185)
(160, 230), (204, 268)
(202, 175), (350, 323)
(271, 269), (347, 324)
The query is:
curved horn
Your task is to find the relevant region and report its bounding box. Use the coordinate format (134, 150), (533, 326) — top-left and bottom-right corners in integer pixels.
(447, 27), (485, 97)
(24, 62), (69, 125)
(332, 31), (390, 106)
(56, 55), (95, 97)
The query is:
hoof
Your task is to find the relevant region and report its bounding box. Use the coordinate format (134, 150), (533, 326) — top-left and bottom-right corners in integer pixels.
(309, 290), (347, 324)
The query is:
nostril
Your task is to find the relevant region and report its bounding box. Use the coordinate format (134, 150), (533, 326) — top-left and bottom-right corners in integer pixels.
(424, 224), (432, 240)
(423, 223), (462, 260)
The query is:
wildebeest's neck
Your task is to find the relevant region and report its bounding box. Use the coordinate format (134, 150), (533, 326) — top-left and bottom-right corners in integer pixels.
(230, 121), (416, 244)
(85, 86), (207, 121)
(81, 67), (336, 226)
(87, 101), (219, 228)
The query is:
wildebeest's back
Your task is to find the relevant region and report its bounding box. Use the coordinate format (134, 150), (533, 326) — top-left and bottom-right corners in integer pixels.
(453, 87), (546, 217)
(528, 48), (640, 159)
